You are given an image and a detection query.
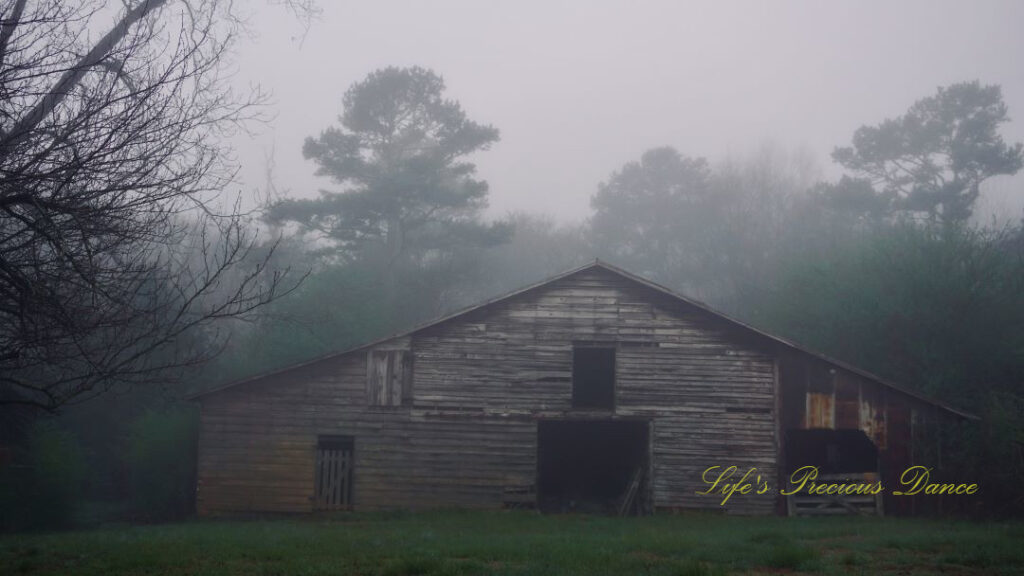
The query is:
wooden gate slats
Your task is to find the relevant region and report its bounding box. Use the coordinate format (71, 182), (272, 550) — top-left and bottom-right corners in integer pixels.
(786, 473), (883, 516)
(314, 446), (352, 510)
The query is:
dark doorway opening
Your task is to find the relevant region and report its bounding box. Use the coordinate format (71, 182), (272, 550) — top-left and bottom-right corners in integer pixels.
(783, 429), (884, 516)
(537, 419), (649, 514)
(784, 429), (878, 474)
(572, 346), (615, 409)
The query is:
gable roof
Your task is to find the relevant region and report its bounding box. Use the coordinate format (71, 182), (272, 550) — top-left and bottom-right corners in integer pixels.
(189, 260), (976, 419)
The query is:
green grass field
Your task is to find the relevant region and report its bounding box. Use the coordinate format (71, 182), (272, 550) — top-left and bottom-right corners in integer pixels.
(2, 511), (1022, 575)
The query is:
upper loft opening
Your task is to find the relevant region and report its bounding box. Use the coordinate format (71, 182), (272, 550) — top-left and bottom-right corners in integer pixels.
(573, 345), (615, 409)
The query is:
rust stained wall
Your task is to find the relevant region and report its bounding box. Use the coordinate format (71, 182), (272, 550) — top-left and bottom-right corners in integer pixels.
(779, 356), (962, 516)
(779, 356), (959, 486)
(859, 381), (887, 450)
(782, 359), (899, 451)
(805, 393), (834, 428)
(834, 376), (860, 429)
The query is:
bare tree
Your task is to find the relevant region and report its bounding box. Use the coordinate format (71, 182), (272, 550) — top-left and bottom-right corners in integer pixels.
(0, 0), (312, 411)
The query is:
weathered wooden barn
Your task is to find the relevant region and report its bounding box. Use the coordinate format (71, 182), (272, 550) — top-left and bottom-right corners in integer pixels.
(192, 261), (972, 516)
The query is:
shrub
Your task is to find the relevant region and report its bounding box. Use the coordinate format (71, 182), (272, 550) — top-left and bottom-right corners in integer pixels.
(126, 408), (199, 522)
(0, 420), (86, 531)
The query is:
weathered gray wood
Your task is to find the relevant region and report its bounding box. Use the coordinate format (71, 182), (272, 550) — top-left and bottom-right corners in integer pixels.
(388, 352), (402, 407)
(197, 267), (784, 515)
(313, 448), (322, 508)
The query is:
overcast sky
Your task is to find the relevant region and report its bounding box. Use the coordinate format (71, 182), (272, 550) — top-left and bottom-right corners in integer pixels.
(229, 0), (1024, 223)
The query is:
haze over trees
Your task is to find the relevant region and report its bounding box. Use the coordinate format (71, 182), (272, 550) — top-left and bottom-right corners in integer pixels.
(817, 81), (1024, 224)
(590, 147), (715, 295)
(265, 68), (510, 271)
(1, 8), (1023, 529)
(0, 0), (323, 412)
(254, 66), (514, 344)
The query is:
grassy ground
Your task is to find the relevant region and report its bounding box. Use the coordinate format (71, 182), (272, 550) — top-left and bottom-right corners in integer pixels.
(1, 511), (1022, 575)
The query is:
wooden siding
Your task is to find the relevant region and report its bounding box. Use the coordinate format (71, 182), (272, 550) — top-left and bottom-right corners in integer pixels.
(197, 267), (780, 515)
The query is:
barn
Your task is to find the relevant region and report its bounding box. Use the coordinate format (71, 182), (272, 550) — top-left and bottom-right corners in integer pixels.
(191, 261), (972, 516)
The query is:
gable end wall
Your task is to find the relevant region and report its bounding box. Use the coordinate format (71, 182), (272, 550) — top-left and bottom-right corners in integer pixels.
(197, 268), (778, 515)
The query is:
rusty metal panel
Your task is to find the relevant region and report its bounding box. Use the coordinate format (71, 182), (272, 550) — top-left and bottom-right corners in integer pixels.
(858, 382), (886, 449)
(805, 393), (835, 428)
(834, 374), (860, 429)
(800, 362), (836, 429)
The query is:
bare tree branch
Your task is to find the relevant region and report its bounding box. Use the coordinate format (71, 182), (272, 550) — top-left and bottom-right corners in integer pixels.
(0, 0), (317, 412)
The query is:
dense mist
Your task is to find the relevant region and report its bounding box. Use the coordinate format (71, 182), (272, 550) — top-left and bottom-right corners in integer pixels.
(2, 0), (1023, 544)
(230, 0), (1024, 222)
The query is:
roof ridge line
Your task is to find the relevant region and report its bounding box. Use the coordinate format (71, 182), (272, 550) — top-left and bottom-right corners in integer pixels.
(189, 259), (977, 420)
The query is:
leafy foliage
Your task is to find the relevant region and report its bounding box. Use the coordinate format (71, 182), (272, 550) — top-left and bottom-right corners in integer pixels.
(470, 213), (591, 302)
(265, 66), (510, 267)
(6, 68), (1024, 524)
(206, 261), (407, 385)
(825, 81), (1023, 223)
(590, 147), (716, 294)
(759, 222), (1024, 408)
(0, 420), (86, 530)
(590, 144), (809, 310)
(756, 221), (1024, 515)
(126, 409), (198, 522)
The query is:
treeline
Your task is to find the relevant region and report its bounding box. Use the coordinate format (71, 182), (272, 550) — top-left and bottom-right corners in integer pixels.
(3, 68), (1023, 528)
(209, 74), (1024, 516)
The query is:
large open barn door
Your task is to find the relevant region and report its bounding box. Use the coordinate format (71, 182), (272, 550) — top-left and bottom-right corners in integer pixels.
(314, 436), (354, 510)
(537, 420), (650, 515)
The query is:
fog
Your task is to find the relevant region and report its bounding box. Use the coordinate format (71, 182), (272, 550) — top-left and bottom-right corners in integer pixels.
(231, 0), (1024, 221)
(6, 0), (1024, 538)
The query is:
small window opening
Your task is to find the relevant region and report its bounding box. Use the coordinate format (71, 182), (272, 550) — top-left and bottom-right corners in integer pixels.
(367, 348), (412, 406)
(314, 435), (354, 509)
(572, 346), (615, 409)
